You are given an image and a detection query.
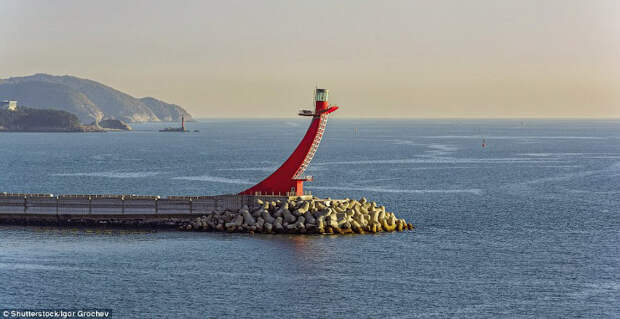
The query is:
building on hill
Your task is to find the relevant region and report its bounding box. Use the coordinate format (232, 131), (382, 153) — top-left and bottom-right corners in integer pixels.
(2, 100), (17, 111)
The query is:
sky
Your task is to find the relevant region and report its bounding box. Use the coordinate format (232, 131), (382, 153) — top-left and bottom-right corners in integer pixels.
(1, 0), (619, 118)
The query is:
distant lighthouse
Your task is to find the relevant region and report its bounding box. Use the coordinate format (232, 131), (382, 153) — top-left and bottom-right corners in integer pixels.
(159, 115), (190, 132)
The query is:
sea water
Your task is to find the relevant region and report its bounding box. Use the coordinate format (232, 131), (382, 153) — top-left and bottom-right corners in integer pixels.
(0, 119), (618, 318)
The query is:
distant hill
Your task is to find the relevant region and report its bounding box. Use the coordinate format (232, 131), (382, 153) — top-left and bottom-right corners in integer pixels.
(139, 97), (190, 122)
(0, 74), (193, 124)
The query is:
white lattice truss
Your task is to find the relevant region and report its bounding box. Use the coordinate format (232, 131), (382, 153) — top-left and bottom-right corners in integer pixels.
(293, 114), (328, 179)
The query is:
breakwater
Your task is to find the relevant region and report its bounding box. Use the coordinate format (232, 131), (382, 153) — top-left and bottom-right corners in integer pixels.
(0, 193), (413, 234)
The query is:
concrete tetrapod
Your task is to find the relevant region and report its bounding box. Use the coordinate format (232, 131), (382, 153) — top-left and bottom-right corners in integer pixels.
(181, 197), (414, 235)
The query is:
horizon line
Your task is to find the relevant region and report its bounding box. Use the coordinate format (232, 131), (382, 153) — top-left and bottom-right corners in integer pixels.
(190, 116), (620, 120)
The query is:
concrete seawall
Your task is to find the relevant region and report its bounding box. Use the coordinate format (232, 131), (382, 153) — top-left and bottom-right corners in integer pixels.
(0, 193), (292, 229)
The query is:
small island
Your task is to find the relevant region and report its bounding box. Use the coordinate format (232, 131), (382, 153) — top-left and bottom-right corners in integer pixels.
(0, 104), (84, 132)
(90, 119), (133, 131)
(0, 100), (133, 132)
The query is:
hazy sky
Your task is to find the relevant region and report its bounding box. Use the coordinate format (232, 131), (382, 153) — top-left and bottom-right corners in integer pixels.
(1, 0), (619, 118)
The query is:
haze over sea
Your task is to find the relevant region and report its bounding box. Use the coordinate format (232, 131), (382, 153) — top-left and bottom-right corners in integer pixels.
(0, 119), (618, 318)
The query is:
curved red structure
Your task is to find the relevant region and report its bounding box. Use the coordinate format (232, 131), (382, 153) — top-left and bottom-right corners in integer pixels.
(240, 89), (338, 196)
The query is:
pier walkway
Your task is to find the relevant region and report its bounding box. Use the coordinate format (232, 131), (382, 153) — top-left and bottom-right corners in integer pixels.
(0, 193), (305, 228)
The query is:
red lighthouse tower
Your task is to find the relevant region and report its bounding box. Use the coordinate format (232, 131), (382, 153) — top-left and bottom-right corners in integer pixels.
(240, 88), (338, 196)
